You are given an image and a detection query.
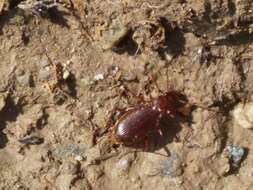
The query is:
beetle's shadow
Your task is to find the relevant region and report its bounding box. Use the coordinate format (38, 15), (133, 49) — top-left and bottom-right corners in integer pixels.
(148, 114), (192, 154)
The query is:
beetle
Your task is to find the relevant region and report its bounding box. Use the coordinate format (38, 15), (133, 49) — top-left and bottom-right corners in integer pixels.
(108, 90), (190, 150)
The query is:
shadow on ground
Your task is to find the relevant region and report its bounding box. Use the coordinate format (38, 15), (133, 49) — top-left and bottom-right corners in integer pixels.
(0, 96), (23, 148)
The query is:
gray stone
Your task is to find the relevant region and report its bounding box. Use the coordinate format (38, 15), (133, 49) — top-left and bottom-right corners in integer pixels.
(160, 153), (183, 177)
(225, 145), (245, 167)
(53, 144), (86, 159)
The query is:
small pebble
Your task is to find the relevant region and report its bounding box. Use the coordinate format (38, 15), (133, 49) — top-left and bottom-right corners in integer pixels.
(233, 102), (253, 129)
(66, 60), (72, 65)
(197, 48), (202, 54)
(111, 154), (135, 178)
(94, 74), (104, 81)
(123, 72), (137, 81)
(225, 145), (245, 168)
(160, 153), (183, 177)
(249, 168), (253, 177)
(63, 70), (70, 80)
(164, 52), (173, 62)
(117, 158), (131, 171)
(75, 155), (84, 161)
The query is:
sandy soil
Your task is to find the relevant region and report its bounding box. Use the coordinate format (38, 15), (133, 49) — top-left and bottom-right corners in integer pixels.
(0, 0), (253, 190)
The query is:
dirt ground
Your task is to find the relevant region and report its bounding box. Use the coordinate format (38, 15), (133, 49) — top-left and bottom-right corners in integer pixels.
(0, 0), (253, 190)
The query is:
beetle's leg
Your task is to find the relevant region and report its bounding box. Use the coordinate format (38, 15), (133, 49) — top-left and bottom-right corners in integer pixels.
(148, 74), (163, 94)
(106, 107), (129, 128)
(173, 134), (180, 142)
(92, 112), (114, 145)
(122, 86), (146, 102)
(120, 85), (147, 103)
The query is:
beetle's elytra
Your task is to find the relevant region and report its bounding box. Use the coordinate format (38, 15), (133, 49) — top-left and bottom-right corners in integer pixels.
(110, 91), (189, 149)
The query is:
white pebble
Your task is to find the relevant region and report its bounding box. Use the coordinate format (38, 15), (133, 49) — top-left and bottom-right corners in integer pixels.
(117, 159), (130, 171)
(94, 74), (104, 81)
(63, 70), (70, 80)
(197, 48), (202, 54)
(233, 102), (253, 129)
(75, 155), (84, 161)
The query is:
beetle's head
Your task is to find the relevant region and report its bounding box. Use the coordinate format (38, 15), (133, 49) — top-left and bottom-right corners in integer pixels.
(152, 92), (188, 115)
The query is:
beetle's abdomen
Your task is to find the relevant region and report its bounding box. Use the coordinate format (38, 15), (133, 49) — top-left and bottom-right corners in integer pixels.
(114, 107), (160, 143)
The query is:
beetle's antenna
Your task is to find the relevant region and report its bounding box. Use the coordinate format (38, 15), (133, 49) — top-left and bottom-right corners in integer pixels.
(190, 103), (224, 114)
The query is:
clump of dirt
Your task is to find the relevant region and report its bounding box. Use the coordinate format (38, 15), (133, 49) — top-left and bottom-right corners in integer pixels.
(0, 0), (253, 189)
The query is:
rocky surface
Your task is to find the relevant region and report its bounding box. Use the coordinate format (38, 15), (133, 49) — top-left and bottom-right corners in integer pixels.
(0, 0), (253, 189)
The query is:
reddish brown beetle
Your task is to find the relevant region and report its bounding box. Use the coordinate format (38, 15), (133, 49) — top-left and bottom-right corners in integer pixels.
(109, 90), (190, 149)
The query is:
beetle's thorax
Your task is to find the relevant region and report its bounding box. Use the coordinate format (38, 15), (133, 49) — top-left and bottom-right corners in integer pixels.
(152, 95), (169, 114)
